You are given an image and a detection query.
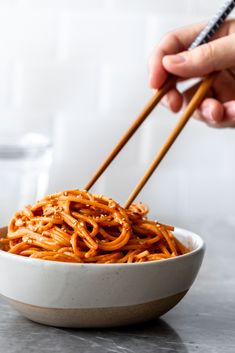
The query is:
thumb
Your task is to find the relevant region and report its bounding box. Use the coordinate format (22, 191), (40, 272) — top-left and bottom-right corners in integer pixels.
(162, 34), (235, 77)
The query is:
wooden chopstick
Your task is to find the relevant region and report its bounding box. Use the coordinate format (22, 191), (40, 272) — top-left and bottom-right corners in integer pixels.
(124, 72), (217, 208)
(85, 75), (176, 191)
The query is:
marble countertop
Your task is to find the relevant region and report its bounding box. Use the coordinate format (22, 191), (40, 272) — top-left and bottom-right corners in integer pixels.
(1, 218), (235, 353)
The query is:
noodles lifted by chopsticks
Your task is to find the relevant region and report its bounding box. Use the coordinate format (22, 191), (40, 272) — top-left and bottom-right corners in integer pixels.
(1, 189), (189, 263)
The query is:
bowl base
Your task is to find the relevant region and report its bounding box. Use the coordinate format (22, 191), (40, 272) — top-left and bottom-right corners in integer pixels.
(3, 291), (187, 328)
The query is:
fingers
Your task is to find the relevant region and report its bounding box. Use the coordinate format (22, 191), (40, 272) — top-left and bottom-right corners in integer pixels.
(185, 95), (235, 128)
(161, 88), (183, 113)
(163, 34), (235, 78)
(148, 52), (168, 90)
(148, 21), (207, 89)
(161, 70), (235, 117)
(160, 89), (235, 128)
(180, 81), (222, 122)
(199, 98), (224, 124)
(149, 19), (235, 88)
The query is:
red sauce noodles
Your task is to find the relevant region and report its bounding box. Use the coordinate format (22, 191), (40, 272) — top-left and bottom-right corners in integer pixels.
(0, 189), (189, 263)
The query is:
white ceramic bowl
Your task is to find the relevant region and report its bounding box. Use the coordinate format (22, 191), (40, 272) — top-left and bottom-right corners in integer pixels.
(0, 226), (205, 328)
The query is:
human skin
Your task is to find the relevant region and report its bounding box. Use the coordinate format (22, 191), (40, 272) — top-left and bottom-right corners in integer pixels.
(148, 20), (235, 128)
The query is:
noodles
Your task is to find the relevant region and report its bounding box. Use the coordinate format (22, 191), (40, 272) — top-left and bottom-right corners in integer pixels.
(0, 189), (189, 263)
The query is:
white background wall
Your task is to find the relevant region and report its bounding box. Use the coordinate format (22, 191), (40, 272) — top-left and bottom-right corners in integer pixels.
(1, 0), (235, 229)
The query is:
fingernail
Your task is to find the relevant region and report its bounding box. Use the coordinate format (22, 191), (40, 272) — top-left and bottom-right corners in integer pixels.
(161, 95), (170, 108)
(202, 106), (214, 121)
(211, 109), (217, 121)
(165, 54), (186, 64)
(202, 106), (211, 118)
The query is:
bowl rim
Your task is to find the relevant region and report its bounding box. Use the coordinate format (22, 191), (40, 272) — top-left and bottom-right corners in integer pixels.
(0, 226), (205, 268)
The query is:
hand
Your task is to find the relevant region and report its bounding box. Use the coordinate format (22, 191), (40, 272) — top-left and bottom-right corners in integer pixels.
(148, 20), (235, 128)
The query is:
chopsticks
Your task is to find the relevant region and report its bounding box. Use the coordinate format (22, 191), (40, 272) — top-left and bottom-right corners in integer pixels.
(85, 75), (176, 191)
(124, 72), (217, 208)
(85, 0), (235, 206)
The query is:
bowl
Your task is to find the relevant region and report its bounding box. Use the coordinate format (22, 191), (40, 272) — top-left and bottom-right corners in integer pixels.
(0, 226), (205, 328)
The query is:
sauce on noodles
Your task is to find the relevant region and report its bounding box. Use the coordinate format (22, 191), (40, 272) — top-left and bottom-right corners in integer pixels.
(0, 189), (189, 263)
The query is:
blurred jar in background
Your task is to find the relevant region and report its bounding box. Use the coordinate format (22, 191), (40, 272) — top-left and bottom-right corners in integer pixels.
(0, 132), (53, 225)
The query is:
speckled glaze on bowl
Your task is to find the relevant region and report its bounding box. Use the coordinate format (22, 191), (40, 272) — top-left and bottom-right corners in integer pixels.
(0, 226), (205, 328)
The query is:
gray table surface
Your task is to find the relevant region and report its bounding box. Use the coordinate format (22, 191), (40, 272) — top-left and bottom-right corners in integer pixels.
(0, 218), (235, 353)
